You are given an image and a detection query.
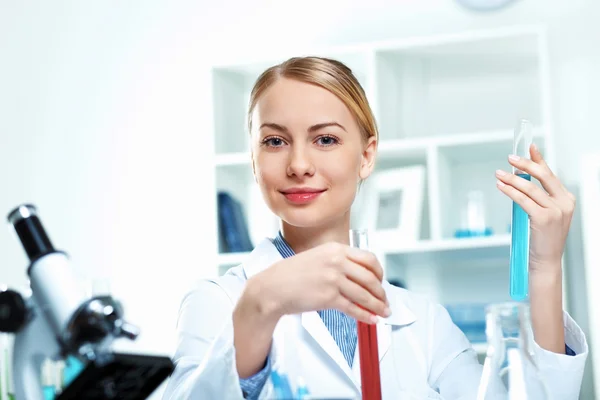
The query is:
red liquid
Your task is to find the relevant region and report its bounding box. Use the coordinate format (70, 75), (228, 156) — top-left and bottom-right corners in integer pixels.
(357, 321), (382, 400)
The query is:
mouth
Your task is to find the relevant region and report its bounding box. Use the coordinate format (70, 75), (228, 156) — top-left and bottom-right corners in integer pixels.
(280, 188), (326, 204)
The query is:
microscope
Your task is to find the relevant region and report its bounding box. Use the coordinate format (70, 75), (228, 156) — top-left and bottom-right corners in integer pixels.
(0, 204), (174, 399)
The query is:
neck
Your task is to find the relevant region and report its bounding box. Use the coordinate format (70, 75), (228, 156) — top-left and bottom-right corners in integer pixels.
(279, 212), (352, 254)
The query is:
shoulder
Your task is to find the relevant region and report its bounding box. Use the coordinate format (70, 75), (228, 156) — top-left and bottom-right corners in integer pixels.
(180, 236), (279, 307)
(172, 266), (249, 335)
(385, 284), (474, 372)
(182, 265), (247, 308)
(388, 285), (434, 312)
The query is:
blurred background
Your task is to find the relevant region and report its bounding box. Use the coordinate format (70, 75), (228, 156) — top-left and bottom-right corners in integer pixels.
(1, 0), (599, 398)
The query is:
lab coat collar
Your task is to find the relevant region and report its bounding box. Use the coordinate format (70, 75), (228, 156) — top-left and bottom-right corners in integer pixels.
(242, 238), (284, 280)
(381, 280), (417, 326)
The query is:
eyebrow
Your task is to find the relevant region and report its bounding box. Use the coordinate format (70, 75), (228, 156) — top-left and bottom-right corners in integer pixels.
(259, 122), (347, 133)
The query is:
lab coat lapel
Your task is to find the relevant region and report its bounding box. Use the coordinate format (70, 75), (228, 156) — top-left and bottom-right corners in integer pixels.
(351, 319), (393, 386)
(302, 311), (358, 389)
(352, 281), (417, 386)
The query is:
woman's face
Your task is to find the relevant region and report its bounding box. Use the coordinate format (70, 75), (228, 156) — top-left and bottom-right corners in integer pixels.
(250, 77), (376, 229)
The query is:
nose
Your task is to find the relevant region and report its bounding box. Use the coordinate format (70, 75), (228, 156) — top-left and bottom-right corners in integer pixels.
(286, 144), (315, 178)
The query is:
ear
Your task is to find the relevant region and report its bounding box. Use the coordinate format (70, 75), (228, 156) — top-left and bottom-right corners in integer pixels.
(359, 136), (377, 180)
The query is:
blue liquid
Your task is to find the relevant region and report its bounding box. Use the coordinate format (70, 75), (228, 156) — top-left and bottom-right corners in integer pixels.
(296, 385), (310, 399)
(270, 370), (293, 399)
(63, 356), (85, 387)
(510, 173), (531, 301)
(43, 385), (55, 400)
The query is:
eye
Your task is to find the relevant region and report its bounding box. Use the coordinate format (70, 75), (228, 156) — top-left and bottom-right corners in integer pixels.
(262, 136), (286, 147)
(316, 135), (339, 147)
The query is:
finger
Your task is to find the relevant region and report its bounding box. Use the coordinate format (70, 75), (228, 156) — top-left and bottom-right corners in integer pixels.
(529, 143), (569, 193)
(529, 143), (551, 171)
(345, 247), (384, 281)
(508, 148), (562, 197)
(530, 143), (575, 207)
(343, 259), (388, 304)
(335, 296), (378, 325)
(339, 279), (389, 318)
(495, 169), (555, 208)
(496, 179), (542, 216)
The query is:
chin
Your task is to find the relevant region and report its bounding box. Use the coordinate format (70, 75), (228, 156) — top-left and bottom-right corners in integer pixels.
(277, 207), (346, 229)
(277, 209), (322, 228)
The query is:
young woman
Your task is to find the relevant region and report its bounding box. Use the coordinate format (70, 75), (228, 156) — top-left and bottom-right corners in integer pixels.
(162, 57), (588, 399)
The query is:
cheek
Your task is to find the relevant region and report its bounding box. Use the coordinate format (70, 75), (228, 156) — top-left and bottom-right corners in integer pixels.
(325, 152), (361, 184)
(327, 161), (360, 210)
(254, 156), (280, 187)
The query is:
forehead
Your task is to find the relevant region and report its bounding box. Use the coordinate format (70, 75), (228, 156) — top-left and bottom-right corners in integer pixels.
(253, 78), (355, 126)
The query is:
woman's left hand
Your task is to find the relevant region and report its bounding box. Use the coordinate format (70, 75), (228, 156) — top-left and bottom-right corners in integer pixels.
(495, 143), (576, 275)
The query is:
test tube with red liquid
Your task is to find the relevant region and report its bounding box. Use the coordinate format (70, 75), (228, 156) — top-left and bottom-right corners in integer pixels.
(349, 229), (382, 400)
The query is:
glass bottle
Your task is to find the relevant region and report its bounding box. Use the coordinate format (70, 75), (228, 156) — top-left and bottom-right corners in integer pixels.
(476, 302), (549, 399)
(456, 190), (491, 238)
(465, 190), (487, 236)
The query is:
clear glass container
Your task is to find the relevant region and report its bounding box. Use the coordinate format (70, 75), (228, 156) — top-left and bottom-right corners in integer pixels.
(477, 302), (548, 399)
(456, 190), (491, 238)
(465, 190), (487, 235)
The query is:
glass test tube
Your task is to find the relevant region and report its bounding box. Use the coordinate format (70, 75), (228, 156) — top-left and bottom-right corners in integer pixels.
(349, 229), (382, 400)
(509, 120), (533, 301)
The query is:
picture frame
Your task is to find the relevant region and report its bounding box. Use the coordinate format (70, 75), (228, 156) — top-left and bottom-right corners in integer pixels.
(363, 165), (426, 243)
(579, 152), (600, 399)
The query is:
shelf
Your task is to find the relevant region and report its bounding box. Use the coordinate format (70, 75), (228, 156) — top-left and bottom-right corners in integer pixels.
(377, 234), (511, 267)
(377, 233), (511, 254)
(434, 132), (546, 240)
(374, 30), (542, 142)
(217, 235), (510, 267)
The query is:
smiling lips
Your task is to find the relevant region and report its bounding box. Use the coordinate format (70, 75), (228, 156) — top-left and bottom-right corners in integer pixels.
(280, 188), (326, 204)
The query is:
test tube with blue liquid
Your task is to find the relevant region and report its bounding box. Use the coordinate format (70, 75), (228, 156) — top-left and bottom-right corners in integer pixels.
(509, 120), (533, 301)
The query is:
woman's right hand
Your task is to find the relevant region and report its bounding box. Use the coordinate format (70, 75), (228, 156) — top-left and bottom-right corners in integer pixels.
(233, 241), (389, 377)
(246, 241), (391, 324)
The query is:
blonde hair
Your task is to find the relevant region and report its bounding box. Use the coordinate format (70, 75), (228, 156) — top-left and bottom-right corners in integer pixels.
(247, 56), (378, 146)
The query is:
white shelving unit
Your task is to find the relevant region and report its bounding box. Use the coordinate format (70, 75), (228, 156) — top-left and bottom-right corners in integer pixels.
(210, 26), (557, 310)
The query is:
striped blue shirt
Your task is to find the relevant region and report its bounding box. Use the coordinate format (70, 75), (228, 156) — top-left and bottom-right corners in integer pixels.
(239, 232), (357, 399)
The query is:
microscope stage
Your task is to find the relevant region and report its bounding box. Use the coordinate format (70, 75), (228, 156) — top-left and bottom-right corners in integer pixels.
(57, 352), (174, 400)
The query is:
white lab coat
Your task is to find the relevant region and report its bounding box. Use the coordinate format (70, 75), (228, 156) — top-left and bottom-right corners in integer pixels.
(162, 238), (588, 399)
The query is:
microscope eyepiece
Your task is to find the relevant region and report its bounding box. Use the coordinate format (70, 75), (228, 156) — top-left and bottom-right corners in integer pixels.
(0, 289), (28, 333)
(7, 204), (55, 262)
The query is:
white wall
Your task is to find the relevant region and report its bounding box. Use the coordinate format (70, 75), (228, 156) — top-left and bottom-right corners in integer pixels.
(1, 0), (598, 397)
